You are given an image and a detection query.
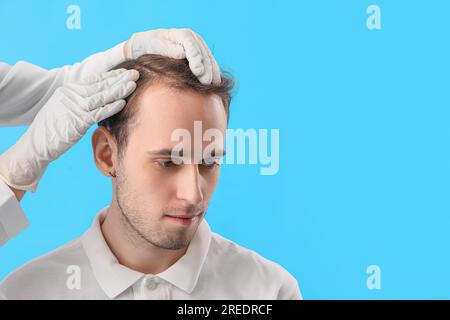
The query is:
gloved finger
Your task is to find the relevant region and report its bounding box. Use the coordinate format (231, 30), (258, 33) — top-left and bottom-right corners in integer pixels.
(180, 39), (205, 78)
(87, 81), (136, 111)
(129, 33), (186, 60)
(79, 68), (129, 85)
(74, 69), (139, 97)
(192, 32), (221, 85)
(91, 99), (127, 123)
(190, 32), (214, 85)
(163, 29), (205, 77)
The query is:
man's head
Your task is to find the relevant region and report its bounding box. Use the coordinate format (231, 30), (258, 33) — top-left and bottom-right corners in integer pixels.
(93, 54), (234, 250)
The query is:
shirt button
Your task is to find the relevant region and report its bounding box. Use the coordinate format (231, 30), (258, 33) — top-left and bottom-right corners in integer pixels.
(145, 278), (158, 290)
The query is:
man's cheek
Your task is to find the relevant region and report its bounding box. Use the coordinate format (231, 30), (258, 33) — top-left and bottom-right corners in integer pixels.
(205, 172), (220, 193)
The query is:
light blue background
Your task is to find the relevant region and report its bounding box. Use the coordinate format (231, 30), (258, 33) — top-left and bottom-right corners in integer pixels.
(1, 0), (450, 299)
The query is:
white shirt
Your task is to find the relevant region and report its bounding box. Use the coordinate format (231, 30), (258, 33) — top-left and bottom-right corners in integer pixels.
(0, 43), (125, 246)
(0, 206), (302, 300)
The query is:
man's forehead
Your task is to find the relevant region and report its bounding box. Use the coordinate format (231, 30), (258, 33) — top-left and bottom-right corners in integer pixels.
(131, 83), (227, 137)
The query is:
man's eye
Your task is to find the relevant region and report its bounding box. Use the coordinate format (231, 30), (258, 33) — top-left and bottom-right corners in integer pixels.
(158, 160), (178, 168)
(201, 160), (219, 169)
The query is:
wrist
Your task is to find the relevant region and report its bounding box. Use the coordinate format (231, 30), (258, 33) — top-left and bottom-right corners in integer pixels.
(123, 32), (139, 60)
(9, 186), (25, 201)
(0, 135), (47, 193)
(123, 40), (130, 59)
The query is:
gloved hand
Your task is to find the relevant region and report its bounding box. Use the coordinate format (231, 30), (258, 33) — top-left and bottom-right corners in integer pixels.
(63, 28), (221, 88)
(0, 68), (139, 193)
(124, 28), (221, 85)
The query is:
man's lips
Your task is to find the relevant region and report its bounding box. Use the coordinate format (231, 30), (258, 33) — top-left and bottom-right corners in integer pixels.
(166, 211), (203, 219)
(167, 214), (198, 218)
(165, 212), (203, 225)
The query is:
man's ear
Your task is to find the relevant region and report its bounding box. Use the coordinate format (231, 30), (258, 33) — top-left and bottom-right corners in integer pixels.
(92, 126), (119, 178)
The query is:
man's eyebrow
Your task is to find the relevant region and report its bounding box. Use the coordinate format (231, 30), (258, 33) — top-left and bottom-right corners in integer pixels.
(146, 149), (174, 156)
(146, 148), (226, 157)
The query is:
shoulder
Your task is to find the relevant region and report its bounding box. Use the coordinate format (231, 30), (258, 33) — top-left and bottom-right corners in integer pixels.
(0, 238), (87, 299)
(208, 232), (302, 299)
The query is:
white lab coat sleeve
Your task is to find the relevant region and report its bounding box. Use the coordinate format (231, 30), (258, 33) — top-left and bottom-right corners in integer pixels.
(0, 42), (125, 245)
(0, 178), (28, 247)
(0, 42), (125, 127)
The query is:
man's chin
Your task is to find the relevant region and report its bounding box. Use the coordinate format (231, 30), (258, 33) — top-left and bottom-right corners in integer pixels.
(157, 234), (192, 250)
(160, 219), (202, 249)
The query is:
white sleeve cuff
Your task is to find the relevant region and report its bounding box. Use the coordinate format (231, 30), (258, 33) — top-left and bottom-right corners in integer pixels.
(0, 179), (29, 246)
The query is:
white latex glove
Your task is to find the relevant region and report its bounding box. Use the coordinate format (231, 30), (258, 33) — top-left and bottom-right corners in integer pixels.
(0, 68), (139, 193)
(125, 28), (221, 85)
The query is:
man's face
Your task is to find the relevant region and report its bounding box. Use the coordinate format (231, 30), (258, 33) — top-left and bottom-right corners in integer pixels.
(114, 83), (227, 250)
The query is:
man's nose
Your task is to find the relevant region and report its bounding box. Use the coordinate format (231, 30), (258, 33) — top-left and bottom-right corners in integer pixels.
(176, 164), (204, 205)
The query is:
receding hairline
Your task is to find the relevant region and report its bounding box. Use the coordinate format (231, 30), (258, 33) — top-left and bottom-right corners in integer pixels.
(117, 75), (229, 131)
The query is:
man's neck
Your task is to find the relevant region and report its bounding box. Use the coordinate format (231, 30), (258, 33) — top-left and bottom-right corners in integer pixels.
(101, 202), (188, 275)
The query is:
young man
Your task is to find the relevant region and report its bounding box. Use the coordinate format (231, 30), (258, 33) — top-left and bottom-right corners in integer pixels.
(0, 55), (302, 300)
(0, 28), (220, 246)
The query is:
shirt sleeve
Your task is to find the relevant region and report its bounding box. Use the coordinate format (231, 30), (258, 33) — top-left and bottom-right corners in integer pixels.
(0, 42), (125, 127)
(277, 271), (303, 300)
(0, 177), (29, 247)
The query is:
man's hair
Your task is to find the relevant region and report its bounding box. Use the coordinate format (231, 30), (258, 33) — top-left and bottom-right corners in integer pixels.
(98, 54), (234, 154)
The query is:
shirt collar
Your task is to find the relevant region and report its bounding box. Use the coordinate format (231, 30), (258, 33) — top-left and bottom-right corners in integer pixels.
(81, 206), (212, 299)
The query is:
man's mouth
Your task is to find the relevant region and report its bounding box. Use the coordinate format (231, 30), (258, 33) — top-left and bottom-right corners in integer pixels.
(166, 215), (198, 225)
(165, 212), (202, 225)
